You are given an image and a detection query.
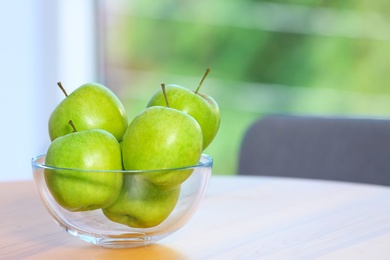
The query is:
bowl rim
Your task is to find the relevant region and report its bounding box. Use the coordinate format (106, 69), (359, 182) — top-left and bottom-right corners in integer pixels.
(31, 154), (213, 173)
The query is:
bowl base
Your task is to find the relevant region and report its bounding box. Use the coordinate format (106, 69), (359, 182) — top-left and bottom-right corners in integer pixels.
(66, 227), (171, 248)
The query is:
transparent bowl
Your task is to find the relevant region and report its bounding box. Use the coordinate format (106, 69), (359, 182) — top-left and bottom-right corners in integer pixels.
(31, 154), (212, 248)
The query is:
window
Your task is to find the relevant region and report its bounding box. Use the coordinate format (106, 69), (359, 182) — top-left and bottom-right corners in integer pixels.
(97, 0), (390, 175)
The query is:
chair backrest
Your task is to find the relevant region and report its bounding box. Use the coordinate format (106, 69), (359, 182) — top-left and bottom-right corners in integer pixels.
(238, 114), (390, 186)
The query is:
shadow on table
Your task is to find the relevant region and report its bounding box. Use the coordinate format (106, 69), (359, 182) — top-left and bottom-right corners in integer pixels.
(91, 244), (186, 259)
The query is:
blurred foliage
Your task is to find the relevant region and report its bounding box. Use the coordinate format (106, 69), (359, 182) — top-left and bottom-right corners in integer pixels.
(101, 0), (390, 175)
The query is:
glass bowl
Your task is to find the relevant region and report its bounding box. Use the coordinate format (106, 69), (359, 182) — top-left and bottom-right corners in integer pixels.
(31, 154), (212, 248)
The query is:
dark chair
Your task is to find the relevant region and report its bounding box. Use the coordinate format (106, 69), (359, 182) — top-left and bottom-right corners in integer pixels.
(238, 114), (390, 186)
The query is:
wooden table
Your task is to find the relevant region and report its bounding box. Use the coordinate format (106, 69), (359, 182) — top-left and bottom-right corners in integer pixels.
(1, 176), (390, 259)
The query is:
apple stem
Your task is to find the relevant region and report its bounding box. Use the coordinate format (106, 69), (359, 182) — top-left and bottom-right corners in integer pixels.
(161, 83), (170, 108)
(68, 120), (78, 132)
(57, 82), (68, 97)
(194, 67), (211, 94)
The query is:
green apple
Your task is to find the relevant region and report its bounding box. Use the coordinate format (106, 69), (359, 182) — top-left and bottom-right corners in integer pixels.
(49, 82), (128, 142)
(147, 68), (220, 149)
(44, 122), (123, 211)
(103, 175), (180, 228)
(121, 105), (203, 190)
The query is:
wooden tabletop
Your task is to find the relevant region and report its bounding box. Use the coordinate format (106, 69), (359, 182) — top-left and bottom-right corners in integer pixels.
(1, 176), (390, 259)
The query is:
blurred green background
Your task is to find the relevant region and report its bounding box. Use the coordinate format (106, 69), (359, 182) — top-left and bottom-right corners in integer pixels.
(99, 0), (390, 175)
